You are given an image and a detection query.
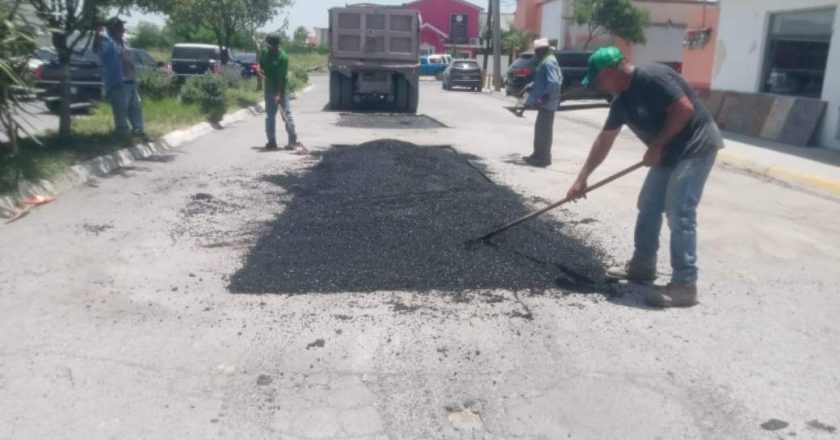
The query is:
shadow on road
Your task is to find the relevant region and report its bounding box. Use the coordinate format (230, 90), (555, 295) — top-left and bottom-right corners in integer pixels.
(228, 140), (613, 295)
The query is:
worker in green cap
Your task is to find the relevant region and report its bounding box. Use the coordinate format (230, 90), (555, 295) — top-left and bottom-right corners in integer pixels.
(260, 33), (298, 150)
(566, 46), (724, 308)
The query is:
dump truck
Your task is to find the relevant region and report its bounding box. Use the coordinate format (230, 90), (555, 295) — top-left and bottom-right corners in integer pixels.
(328, 5), (420, 112)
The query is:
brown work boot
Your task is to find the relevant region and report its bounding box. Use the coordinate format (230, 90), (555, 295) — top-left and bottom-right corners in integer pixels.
(606, 261), (657, 283)
(644, 284), (698, 308)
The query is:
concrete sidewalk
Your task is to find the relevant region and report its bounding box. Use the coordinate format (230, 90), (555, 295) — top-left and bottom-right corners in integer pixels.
(533, 100), (840, 197)
(717, 132), (840, 196)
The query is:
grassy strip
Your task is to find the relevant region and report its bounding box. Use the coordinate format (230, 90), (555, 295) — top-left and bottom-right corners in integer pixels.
(1, 81), (260, 194)
(145, 47), (328, 72)
(145, 47), (171, 63)
(289, 52), (328, 72)
(0, 98), (206, 193)
(0, 51), (326, 195)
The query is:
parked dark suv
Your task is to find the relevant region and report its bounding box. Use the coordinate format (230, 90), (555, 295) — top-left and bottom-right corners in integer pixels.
(505, 50), (611, 102)
(34, 48), (102, 113)
(234, 52), (259, 78)
(170, 44), (226, 79)
(442, 59), (482, 91)
(505, 53), (535, 96)
(34, 47), (160, 113)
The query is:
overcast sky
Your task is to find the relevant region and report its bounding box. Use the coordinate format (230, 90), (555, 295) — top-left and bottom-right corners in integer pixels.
(121, 0), (517, 34)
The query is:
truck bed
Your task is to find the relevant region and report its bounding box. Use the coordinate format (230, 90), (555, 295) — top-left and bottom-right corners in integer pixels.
(329, 6), (419, 64)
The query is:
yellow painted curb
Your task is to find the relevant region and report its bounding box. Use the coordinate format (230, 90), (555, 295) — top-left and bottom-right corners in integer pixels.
(718, 151), (840, 196)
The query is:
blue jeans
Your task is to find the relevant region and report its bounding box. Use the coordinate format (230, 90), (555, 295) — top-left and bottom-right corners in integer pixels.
(107, 82), (144, 135)
(107, 84), (129, 134)
(265, 89), (297, 144)
(631, 150), (717, 285)
(124, 81), (145, 135)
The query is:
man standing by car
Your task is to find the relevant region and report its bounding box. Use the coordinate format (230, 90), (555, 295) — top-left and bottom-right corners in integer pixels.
(94, 17), (145, 138)
(259, 34), (298, 150)
(522, 38), (562, 167)
(566, 46), (724, 308)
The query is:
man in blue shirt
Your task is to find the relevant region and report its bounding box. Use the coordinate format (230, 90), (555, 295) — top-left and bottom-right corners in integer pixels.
(94, 17), (144, 137)
(522, 38), (563, 167)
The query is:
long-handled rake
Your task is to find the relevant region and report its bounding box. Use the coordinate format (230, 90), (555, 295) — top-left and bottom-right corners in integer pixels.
(465, 162), (644, 247)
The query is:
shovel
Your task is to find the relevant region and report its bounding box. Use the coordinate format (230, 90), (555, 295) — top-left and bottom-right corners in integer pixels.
(505, 96), (530, 117)
(466, 162), (644, 247)
(504, 106), (533, 117)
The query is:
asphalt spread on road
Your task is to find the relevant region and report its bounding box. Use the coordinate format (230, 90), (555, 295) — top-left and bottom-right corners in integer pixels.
(227, 139), (610, 295)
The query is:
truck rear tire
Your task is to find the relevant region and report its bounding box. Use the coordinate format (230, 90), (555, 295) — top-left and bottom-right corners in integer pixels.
(330, 72), (341, 110)
(394, 75), (409, 112)
(339, 74), (354, 109)
(407, 80), (418, 113)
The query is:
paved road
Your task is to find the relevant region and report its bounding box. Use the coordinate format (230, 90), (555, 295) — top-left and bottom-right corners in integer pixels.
(0, 101), (59, 143)
(1, 74), (838, 439)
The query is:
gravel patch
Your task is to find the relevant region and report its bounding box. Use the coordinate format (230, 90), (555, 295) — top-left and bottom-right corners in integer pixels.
(229, 139), (608, 294)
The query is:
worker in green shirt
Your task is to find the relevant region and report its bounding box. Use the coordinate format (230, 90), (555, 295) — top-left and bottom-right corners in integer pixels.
(260, 34), (298, 150)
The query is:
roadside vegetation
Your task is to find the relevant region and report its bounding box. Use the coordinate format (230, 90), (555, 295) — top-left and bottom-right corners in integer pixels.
(0, 60), (319, 194)
(1, 0), (334, 194)
(0, 0), (327, 195)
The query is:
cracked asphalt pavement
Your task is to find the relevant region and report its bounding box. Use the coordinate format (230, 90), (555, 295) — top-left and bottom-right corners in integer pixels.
(1, 74), (838, 439)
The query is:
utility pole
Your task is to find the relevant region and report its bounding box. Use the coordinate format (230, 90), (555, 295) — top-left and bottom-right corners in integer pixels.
(492, 0), (502, 91)
(481, 0), (492, 89)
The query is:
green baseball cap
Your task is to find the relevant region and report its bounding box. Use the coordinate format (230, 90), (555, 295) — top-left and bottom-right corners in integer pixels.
(581, 46), (624, 87)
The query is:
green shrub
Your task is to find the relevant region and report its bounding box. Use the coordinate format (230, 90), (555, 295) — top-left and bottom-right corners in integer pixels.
(220, 68), (242, 89)
(179, 75), (228, 122)
(137, 69), (177, 100)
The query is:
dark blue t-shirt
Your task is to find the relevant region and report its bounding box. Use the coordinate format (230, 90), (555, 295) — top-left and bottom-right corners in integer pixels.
(605, 64), (724, 165)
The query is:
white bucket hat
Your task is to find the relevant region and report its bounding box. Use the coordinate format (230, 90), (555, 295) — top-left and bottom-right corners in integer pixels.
(533, 38), (550, 50)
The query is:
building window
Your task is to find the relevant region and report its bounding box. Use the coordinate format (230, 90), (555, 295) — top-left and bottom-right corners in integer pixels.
(420, 44), (435, 56)
(762, 8), (835, 98)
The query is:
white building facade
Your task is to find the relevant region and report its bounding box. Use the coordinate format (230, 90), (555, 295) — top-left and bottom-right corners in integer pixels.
(712, 0), (840, 149)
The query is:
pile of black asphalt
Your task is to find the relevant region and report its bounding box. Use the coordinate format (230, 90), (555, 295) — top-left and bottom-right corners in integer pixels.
(229, 139), (608, 294)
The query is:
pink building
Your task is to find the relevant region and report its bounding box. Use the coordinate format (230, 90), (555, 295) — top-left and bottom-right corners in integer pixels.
(514, 0), (543, 35)
(405, 0), (483, 57)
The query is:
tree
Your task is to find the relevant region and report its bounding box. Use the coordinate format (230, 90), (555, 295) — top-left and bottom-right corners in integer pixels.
(143, 0), (293, 63)
(27, 0), (134, 141)
(130, 21), (171, 48)
(502, 28), (536, 64)
(1, 0), (37, 162)
(572, 0), (649, 49)
(292, 25), (308, 46)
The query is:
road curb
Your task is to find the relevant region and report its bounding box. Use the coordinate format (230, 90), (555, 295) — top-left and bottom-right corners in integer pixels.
(717, 150), (840, 196)
(0, 103), (266, 218)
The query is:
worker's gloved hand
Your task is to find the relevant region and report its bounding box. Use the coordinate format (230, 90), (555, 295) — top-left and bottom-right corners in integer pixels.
(567, 178), (588, 201)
